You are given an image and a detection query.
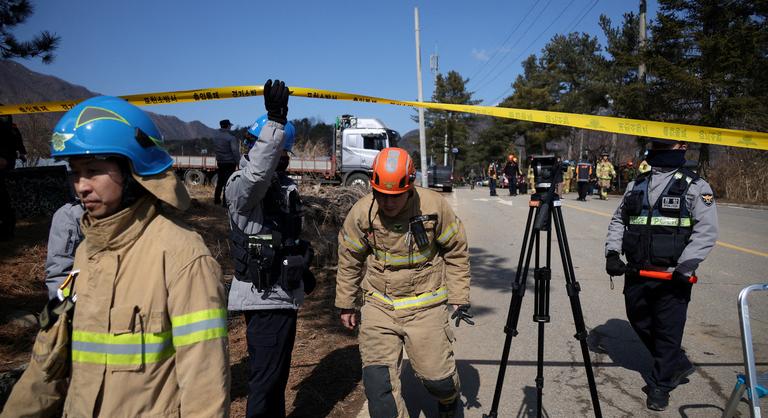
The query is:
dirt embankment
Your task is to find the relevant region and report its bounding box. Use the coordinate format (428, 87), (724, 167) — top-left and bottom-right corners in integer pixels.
(0, 184), (368, 417)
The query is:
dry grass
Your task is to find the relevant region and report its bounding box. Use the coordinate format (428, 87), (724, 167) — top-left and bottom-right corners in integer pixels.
(708, 148), (768, 204)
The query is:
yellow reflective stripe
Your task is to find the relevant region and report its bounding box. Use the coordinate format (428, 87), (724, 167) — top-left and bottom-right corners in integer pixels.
(172, 327), (228, 347)
(373, 245), (436, 266)
(370, 287), (449, 310)
(342, 234), (365, 252)
(171, 308), (227, 347)
(72, 346), (175, 365)
(630, 216), (692, 226)
(73, 330), (171, 345)
(72, 330), (174, 366)
(170, 308), (226, 327)
(650, 217), (692, 227)
(436, 222), (458, 245)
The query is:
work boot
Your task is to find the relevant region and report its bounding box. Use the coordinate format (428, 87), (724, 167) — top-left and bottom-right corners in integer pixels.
(438, 398), (459, 418)
(646, 387), (669, 411)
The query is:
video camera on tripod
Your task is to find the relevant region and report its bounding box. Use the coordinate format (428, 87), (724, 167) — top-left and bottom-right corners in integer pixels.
(484, 154), (603, 418)
(530, 155), (566, 194)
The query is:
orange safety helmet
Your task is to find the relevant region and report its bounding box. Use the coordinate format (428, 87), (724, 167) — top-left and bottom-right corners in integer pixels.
(371, 147), (416, 194)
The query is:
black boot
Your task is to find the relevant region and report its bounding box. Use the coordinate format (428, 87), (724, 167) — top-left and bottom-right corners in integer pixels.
(646, 387), (669, 411)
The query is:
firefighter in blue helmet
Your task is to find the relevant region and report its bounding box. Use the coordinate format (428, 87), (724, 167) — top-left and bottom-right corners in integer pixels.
(224, 80), (314, 418)
(2, 96), (229, 417)
(604, 139), (718, 411)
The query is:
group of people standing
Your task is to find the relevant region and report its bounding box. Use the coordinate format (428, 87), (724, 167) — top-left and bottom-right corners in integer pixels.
(2, 79), (474, 418)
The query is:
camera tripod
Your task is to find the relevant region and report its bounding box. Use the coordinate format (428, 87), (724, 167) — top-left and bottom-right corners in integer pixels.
(483, 187), (602, 418)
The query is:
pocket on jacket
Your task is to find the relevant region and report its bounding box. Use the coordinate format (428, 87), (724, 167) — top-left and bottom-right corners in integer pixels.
(108, 306), (173, 373)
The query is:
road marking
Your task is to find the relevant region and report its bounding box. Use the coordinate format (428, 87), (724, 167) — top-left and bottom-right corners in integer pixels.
(562, 203), (768, 258)
(716, 241), (768, 258)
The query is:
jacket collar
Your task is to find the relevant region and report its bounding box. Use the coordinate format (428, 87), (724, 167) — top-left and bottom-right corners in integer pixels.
(80, 195), (159, 258)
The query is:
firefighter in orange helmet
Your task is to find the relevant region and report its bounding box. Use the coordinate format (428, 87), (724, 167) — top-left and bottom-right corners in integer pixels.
(336, 147), (473, 418)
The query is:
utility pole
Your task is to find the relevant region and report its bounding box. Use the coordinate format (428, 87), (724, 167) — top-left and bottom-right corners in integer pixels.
(638, 0), (647, 80)
(414, 7), (429, 187)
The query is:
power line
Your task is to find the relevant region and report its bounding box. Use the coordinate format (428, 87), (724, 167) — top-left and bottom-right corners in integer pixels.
(564, 0), (601, 35)
(466, 0), (540, 85)
(469, 0), (554, 90)
(474, 0), (579, 95)
(488, 0), (601, 105)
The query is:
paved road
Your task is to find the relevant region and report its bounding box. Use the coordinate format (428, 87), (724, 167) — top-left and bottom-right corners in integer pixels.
(359, 187), (768, 417)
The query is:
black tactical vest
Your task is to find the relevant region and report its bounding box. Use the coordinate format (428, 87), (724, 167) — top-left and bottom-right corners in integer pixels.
(621, 168), (697, 268)
(230, 173), (310, 294)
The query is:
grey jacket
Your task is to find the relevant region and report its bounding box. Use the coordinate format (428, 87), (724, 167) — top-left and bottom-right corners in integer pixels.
(224, 120), (303, 311)
(605, 166), (719, 278)
(214, 128), (240, 164)
(44, 202), (85, 299)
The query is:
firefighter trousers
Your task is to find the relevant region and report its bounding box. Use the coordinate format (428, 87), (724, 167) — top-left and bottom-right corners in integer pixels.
(360, 302), (460, 418)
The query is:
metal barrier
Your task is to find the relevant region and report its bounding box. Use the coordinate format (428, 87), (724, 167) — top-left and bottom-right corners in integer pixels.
(723, 284), (768, 418)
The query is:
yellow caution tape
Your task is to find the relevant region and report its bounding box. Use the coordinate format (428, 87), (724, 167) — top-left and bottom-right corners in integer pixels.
(0, 85), (766, 151)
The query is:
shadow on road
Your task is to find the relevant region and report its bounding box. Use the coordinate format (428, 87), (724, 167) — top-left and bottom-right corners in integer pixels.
(288, 345), (362, 418)
(400, 359), (481, 418)
(587, 318), (652, 376)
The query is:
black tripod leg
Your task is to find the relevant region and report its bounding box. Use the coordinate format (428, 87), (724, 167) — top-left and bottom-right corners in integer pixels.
(552, 205), (603, 418)
(484, 205), (539, 418)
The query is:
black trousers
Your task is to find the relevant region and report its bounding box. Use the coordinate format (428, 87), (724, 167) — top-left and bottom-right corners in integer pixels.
(506, 175), (517, 195)
(624, 275), (693, 392)
(577, 181), (588, 200)
(244, 309), (298, 418)
(489, 178), (497, 196)
(215, 162), (237, 204)
(0, 172), (15, 239)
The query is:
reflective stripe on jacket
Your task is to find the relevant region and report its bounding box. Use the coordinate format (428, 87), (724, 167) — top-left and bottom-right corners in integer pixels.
(335, 187), (471, 310)
(3, 196), (230, 418)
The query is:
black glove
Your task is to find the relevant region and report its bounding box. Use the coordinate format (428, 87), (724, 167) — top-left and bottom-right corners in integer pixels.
(672, 271), (691, 285)
(451, 304), (475, 327)
(302, 268), (316, 295)
(263, 79), (289, 125)
(605, 251), (626, 276)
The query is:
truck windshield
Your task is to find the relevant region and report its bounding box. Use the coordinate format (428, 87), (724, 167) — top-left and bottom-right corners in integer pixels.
(363, 134), (388, 151)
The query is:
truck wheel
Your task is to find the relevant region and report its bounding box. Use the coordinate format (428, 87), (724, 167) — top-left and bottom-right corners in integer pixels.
(209, 174), (219, 186)
(345, 173), (370, 189)
(442, 186), (453, 193)
(184, 169), (205, 187)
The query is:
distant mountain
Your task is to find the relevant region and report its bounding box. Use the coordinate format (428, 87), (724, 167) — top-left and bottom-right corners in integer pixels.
(0, 60), (219, 157)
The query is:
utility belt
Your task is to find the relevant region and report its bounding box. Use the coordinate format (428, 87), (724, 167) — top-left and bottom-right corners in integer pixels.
(231, 229), (313, 296)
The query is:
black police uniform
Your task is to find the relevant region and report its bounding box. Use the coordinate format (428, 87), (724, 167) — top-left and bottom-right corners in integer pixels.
(605, 166), (718, 397)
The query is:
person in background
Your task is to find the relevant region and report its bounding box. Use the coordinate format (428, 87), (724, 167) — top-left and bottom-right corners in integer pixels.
(503, 154), (521, 196)
(44, 200), (85, 299)
(0, 113), (27, 240)
(487, 160), (498, 196)
(213, 118), (240, 205)
(576, 160), (592, 201)
(596, 151), (616, 200)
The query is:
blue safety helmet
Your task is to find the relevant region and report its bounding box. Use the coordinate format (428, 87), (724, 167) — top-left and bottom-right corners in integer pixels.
(50, 96), (173, 176)
(246, 114), (295, 152)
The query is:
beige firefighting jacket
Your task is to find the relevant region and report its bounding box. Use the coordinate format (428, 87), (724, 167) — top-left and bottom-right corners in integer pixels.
(596, 161), (616, 180)
(335, 187), (470, 311)
(2, 196), (230, 418)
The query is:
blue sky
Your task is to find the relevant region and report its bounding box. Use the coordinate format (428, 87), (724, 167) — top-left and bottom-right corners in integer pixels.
(12, 0), (656, 137)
